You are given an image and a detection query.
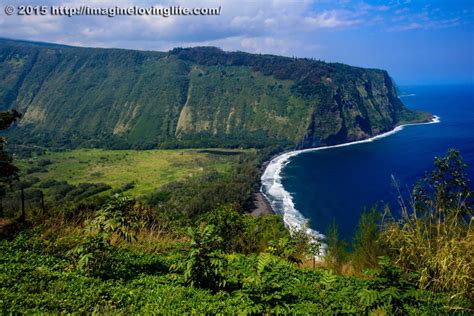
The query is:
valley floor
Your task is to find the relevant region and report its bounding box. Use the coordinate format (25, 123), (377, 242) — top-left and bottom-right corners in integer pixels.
(15, 148), (253, 196)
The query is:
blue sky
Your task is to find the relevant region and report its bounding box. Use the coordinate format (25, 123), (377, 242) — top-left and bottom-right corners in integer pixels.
(1, 0), (472, 84)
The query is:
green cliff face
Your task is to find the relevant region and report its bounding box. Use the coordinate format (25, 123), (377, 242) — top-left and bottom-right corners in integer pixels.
(0, 39), (431, 149)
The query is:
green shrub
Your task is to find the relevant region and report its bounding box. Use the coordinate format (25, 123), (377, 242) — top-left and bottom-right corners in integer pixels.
(25, 166), (48, 174)
(37, 159), (53, 167)
(201, 204), (245, 252)
(380, 150), (473, 296)
(351, 206), (386, 271)
(171, 225), (227, 291)
(240, 215), (289, 254)
(68, 195), (137, 274)
(324, 221), (348, 273)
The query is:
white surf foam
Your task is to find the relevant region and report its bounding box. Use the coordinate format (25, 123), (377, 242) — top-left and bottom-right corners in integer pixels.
(260, 115), (440, 244)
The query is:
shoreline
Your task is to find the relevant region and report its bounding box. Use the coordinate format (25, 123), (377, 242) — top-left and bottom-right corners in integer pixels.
(258, 115), (441, 238)
(250, 192), (274, 216)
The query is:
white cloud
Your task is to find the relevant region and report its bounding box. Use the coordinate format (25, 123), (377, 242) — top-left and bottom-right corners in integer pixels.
(0, 0), (469, 56)
(395, 8), (409, 15)
(305, 10), (362, 28)
(389, 22), (421, 31)
(357, 3), (391, 13)
(0, 0), (361, 52)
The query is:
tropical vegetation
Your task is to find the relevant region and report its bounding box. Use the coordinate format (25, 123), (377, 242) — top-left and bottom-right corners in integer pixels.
(0, 108), (472, 313)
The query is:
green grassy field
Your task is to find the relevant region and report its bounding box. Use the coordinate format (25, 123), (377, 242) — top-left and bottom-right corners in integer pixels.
(18, 148), (253, 196)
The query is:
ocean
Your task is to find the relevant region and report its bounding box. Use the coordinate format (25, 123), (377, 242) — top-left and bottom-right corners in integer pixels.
(261, 84), (474, 242)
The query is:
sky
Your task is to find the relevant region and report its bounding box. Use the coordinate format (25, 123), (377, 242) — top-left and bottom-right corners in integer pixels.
(0, 0), (473, 85)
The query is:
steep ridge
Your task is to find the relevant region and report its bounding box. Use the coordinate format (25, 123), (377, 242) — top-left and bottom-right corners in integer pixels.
(0, 39), (431, 149)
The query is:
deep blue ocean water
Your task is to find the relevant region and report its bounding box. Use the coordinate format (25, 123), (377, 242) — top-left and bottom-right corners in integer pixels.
(280, 84), (474, 241)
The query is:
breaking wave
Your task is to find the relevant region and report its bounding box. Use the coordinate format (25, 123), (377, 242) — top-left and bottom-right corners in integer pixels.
(260, 115), (440, 243)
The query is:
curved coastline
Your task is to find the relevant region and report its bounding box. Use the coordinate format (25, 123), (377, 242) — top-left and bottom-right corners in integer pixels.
(260, 115), (441, 241)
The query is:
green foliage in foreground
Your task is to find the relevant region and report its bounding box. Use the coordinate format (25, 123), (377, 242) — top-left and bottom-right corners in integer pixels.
(0, 149), (472, 314)
(381, 149), (473, 297)
(68, 195), (137, 274)
(1, 233), (469, 314)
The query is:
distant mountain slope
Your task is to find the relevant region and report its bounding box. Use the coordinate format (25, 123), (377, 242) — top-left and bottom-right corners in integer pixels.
(0, 38), (431, 149)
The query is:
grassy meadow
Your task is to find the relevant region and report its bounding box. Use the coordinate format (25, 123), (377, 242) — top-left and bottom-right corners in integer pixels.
(16, 148), (253, 196)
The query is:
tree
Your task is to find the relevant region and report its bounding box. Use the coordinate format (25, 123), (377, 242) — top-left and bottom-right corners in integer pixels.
(324, 221), (347, 273)
(171, 224), (227, 291)
(203, 204), (245, 252)
(413, 149), (472, 219)
(351, 206), (386, 271)
(0, 110), (22, 217)
(69, 194), (138, 274)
